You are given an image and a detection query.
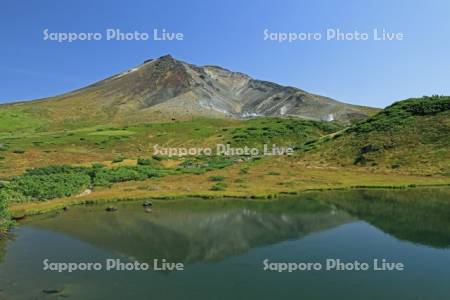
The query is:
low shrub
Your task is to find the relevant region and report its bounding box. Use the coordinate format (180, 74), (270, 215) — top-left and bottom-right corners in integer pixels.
(0, 197), (12, 233)
(208, 176), (225, 182)
(112, 155), (125, 163)
(94, 167), (145, 186)
(210, 182), (228, 191)
(268, 171), (281, 175)
(0, 187), (29, 203)
(11, 173), (90, 200)
(93, 166), (163, 187)
(25, 165), (90, 176)
(239, 167), (249, 174)
(137, 158), (153, 166)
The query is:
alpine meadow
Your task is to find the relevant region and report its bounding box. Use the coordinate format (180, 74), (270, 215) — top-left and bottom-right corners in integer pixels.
(0, 56), (449, 227)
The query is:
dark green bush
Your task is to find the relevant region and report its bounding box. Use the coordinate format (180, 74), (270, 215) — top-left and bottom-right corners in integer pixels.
(354, 154), (368, 166)
(0, 196), (12, 232)
(268, 171), (281, 175)
(11, 173), (90, 200)
(112, 155), (125, 163)
(210, 182), (228, 191)
(91, 163), (105, 169)
(405, 96), (450, 115)
(94, 168), (145, 186)
(351, 96), (450, 133)
(93, 166), (163, 186)
(137, 158), (153, 166)
(135, 166), (165, 178)
(0, 187), (28, 203)
(25, 165), (90, 176)
(209, 175), (225, 182)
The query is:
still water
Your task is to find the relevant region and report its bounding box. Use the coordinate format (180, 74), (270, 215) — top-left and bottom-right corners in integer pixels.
(0, 188), (450, 299)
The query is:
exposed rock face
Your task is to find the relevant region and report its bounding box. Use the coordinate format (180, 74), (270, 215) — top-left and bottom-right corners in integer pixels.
(8, 55), (377, 125)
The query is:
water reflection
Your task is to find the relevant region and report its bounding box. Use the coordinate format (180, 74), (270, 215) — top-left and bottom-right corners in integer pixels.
(317, 188), (450, 248)
(1, 188), (450, 266)
(0, 188), (450, 300)
(25, 198), (351, 263)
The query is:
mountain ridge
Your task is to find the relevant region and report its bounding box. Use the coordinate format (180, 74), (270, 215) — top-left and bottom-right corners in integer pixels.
(0, 55), (379, 129)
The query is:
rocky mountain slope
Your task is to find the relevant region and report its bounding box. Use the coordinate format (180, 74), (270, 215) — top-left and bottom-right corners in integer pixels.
(0, 55), (377, 130)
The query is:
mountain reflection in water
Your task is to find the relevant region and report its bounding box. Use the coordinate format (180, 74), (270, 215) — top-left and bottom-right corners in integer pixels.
(13, 187), (450, 266)
(1, 189), (450, 300)
(24, 197), (350, 264)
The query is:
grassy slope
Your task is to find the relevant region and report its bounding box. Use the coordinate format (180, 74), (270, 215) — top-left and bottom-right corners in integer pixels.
(0, 117), (340, 177)
(11, 158), (450, 216)
(3, 96), (450, 216)
(301, 96), (450, 175)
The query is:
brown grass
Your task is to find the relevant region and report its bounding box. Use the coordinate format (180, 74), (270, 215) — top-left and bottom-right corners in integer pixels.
(10, 157), (450, 216)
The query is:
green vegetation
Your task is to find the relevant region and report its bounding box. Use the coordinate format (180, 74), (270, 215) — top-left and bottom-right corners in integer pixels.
(180, 156), (235, 171)
(112, 155), (125, 163)
(225, 117), (342, 149)
(208, 176), (225, 182)
(0, 117), (334, 178)
(239, 167), (249, 174)
(318, 188), (450, 248)
(88, 130), (135, 136)
(25, 165), (91, 176)
(304, 96), (450, 174)
(0, 192), (12, 233)
(210, 182), (228, 191)
(137, 158), (153, 166)
(93, 166), (165, 187)
(0, 154), (238, 206)
(11, 174), (90, 200)
(0, 96), (450, 232)
(0, 165), (92, 205)
(350, 95), (450, 133)
(0, 107), (45, 135)
(268, 171), (281, 175)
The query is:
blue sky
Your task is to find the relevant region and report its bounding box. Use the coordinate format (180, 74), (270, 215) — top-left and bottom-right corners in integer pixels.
(1, 0), (449, 108)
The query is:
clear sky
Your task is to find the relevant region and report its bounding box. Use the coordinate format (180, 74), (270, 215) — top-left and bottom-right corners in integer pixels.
(1, 0), (450, 108)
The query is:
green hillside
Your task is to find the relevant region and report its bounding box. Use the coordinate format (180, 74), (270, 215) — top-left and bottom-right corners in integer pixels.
(0, 117), (342, 178)
(1, 96), (450, 233)
(302, 96), (450, 175)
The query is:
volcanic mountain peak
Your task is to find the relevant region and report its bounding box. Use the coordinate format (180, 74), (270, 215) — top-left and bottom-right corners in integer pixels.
(5, 55), (379, 126)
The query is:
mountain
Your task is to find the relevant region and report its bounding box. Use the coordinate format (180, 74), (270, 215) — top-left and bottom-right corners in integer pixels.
(302, 96), (450, 175)
(0, 55), (378, 130)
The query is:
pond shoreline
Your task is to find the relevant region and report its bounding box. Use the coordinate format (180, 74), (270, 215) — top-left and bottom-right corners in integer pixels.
(9, 182), (450, 219)
(3, 187), (450, 299)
